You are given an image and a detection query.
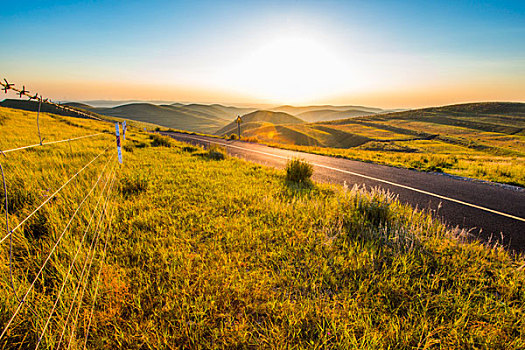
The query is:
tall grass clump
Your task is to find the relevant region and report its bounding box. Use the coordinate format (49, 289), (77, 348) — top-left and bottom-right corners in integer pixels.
(206, 144), (227, 160)
(119, 174), (149, 197)
(285, 158), (313, 184)
(1, 176), (35, 214)
(149, 133), (172, 147)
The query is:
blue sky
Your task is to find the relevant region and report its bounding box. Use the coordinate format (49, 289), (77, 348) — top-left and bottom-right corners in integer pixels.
(1, 0), (524, 107)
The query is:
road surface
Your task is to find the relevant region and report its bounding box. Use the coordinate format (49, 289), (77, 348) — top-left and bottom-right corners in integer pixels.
(163, 132), (525, 252)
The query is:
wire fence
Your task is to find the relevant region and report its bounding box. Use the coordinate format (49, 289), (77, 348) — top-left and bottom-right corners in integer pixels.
(0, 79), (123, 349)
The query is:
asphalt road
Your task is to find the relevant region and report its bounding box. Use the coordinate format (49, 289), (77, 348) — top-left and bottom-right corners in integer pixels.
(162, 132), (525, 252)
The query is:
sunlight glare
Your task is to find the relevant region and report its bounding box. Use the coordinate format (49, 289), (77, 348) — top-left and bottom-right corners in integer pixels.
(219, 34), (356, 104)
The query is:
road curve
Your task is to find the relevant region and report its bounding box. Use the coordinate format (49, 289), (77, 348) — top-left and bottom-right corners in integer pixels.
(163, 132), (525, 252)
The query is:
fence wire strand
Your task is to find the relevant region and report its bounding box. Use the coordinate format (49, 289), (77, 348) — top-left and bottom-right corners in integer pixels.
(1, 133), (108, 154)
(1, 78), (103, 121)
(82, 200), (116, 349)
(65, 174), (116, 350)
(34, 159), (117, 350)
(55, 176), (115, 349)
(1, 78), (124, 348)
(0, 151), (115, 341)
(0, 146), (110, 245)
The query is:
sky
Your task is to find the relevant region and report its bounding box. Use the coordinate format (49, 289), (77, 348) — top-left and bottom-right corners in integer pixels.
(1, 0), (524, 108)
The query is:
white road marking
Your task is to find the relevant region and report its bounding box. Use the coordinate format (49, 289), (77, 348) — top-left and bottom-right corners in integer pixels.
(172, 133), (525, 223)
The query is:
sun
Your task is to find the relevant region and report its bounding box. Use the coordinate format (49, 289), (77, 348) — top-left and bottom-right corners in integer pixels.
(218, 34), (355, 104)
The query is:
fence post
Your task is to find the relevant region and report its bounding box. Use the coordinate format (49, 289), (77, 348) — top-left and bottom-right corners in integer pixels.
(115, 122), (123, 164)
(37, 98), (43, 145)
(122, 121), (127, 140)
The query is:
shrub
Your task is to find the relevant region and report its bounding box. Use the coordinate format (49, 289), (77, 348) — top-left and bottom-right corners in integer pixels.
(182, 145), (198, 153)
(242, 136), (259, 143)
(229, 134), (238, 140)
(285, 158), (313, 184)
(24, 210), (50, 240)
(206, 145), (227, 160)
(149, 134), (172, 147)
(119, 174), (149, 197)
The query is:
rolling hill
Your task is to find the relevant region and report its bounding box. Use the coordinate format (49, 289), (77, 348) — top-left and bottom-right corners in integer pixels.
(216, 110), (305, 135)
(62, 102), (256, 134)
(230, 102), (524, 186)
(0, 99), (102, 119)
(2, 98), (390, 133)
(216, 102), (525, 167)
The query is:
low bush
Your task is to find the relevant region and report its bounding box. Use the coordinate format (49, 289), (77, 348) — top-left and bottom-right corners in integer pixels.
(24, 210), (50, 240)
(182, 145), (199, 153)
(206, 145), (227, 160)
(119, 174), (149, 197)
(285, 158), (313, 184)
(149, 134), (172, 147)
(242, 136), (259, 143)
(229, 134), (238, 140)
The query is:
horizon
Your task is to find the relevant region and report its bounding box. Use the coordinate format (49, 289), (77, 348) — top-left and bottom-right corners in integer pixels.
(2, 0), (524, 108)
(2, 96), (525, 112)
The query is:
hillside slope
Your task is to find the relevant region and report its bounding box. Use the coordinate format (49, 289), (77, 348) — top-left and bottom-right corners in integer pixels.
(216, 110), (305, 135)
(66, 101), (255, 134)
(249, 102), (525, 186)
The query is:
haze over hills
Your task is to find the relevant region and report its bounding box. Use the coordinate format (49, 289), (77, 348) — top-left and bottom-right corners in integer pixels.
(271, 105), (385, 115)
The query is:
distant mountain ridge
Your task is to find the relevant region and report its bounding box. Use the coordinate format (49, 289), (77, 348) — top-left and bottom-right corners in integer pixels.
(271, 104), (385, 115)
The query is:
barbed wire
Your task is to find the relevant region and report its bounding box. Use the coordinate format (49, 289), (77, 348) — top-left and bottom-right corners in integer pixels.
(1, 78), (103, 121)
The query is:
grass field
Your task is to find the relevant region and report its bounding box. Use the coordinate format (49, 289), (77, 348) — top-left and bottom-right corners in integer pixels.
(1, 106), (524, 348)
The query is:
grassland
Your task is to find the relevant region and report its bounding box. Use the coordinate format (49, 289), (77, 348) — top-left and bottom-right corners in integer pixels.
(1, 106), (524, 348)
(231, 103), (525, 187)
